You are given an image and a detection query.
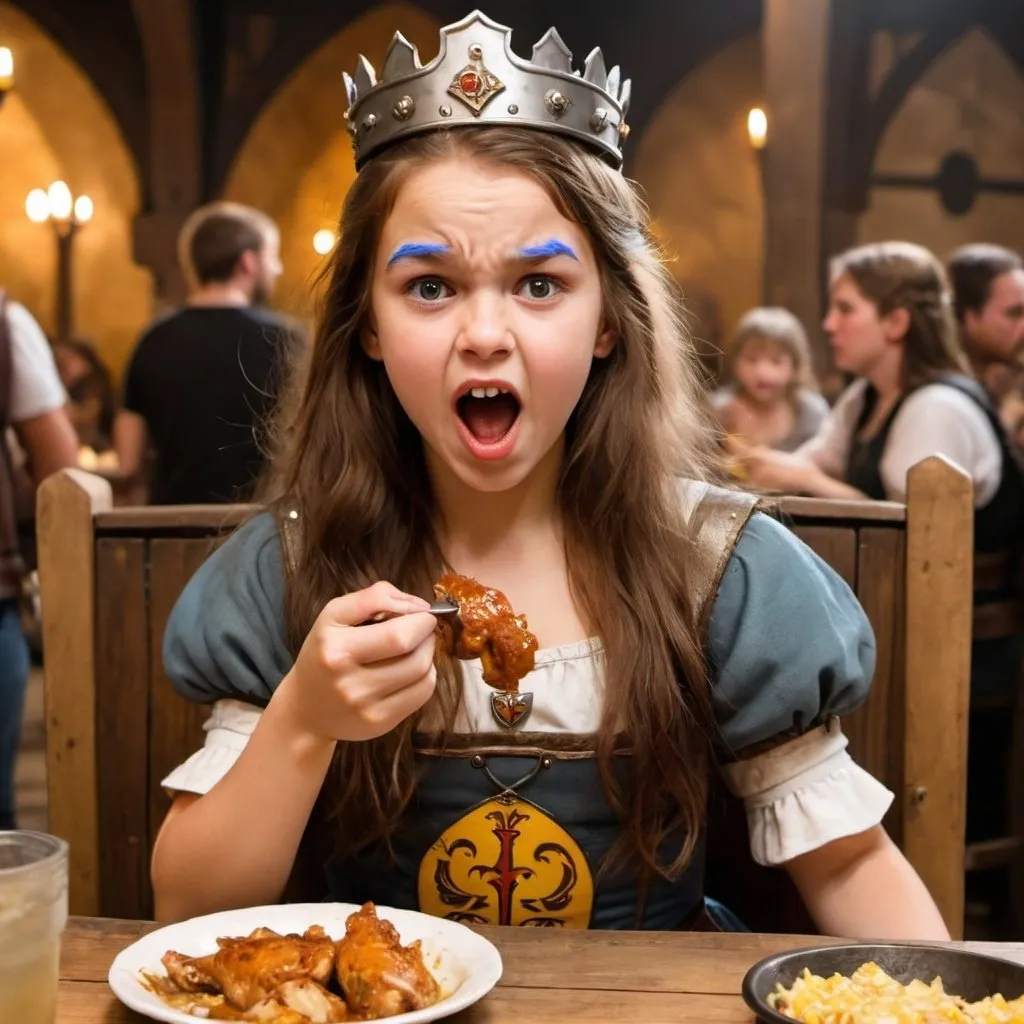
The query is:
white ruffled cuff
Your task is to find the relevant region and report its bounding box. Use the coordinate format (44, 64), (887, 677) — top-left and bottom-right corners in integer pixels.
(161, 699), (262, 796)
(720, 722), (894, 867)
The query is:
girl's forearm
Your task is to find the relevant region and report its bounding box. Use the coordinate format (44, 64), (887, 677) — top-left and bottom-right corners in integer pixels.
(151, 675), (336, 922)
(786, 826), (950, 940)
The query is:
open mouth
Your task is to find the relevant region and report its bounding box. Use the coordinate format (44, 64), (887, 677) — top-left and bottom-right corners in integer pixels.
(455, 385), (521, 444)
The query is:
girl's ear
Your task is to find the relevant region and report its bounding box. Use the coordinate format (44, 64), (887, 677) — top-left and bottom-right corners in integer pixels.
(594, 321), (616, 359)
(361, 316), (383, 361)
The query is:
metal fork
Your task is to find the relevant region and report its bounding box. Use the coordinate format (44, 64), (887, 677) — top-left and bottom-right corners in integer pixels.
(428, 597), (460, 617)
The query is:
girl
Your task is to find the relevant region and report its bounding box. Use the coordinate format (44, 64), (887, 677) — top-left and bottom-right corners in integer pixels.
(151, 12), (947, 938)
(711, 307), (828, 452)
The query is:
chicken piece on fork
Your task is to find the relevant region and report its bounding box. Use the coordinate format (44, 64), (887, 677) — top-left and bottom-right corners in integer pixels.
(433, 573), (538, 692)
(161, 925), (336, 1010)
(335, 903), (440, 1018)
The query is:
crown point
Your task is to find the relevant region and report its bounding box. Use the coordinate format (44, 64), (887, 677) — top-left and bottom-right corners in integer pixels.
(618, 78), (632, 118)
(342, 71), (357, 109)
(532, 27), (573, 73)
(354, 54), (377, 97)
(583, 48), (607, 88)
(382, 32), (420, 81)
(606, 65), (621, 100)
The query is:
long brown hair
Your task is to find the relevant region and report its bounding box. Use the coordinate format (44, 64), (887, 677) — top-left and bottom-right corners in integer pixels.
(262, 127), (722, 882)
(831, 241), (969, 390)
(727, 306), (819, 405)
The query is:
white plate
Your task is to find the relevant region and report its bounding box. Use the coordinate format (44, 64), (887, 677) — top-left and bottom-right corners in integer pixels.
(108, 902), (503, 1023)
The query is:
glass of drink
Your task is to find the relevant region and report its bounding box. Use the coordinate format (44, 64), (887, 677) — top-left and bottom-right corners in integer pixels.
(0, 832), (69, 1024)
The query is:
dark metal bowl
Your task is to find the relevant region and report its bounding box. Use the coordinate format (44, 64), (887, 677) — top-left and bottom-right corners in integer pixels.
(743, 943), (1024, 1023)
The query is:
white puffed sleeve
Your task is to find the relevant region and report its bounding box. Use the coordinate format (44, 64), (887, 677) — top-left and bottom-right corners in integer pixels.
(720, 722), (894, 866)
(161, 700), (262, 796)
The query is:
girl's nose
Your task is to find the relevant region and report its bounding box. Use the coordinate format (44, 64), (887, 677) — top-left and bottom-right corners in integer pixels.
(456, 293), (514, 359)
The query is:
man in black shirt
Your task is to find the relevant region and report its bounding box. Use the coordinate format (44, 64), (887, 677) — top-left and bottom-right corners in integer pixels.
(115, 202), (302, 504)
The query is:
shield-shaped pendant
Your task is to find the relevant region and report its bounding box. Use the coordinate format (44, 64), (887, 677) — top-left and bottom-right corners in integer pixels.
(490, 690), (533, 729)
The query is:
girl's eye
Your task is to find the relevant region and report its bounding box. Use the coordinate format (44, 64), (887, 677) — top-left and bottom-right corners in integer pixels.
(517, 276), (560, 301)
(407, 277), (452, 302)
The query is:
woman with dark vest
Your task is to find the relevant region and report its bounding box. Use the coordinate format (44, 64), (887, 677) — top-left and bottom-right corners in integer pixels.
(745, 241), (1024, 702)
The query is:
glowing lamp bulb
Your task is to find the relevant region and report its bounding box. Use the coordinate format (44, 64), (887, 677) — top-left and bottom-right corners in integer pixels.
(47, 181), (73, 220)
(747, 107), (768, 150)
(25, 189), (50, 223)
(74, 195), (94, 224)
(313, 229), (336, 255)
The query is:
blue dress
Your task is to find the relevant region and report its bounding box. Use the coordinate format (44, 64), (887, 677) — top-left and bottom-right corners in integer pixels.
(162, 508), (877, 929)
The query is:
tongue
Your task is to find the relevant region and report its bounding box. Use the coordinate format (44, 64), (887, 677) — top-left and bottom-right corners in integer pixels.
(460, 394), (519, 442)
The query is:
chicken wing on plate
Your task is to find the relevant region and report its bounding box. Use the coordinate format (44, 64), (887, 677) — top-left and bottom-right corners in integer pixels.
(161, 925), (335, 1010)
(335, 903), (441, 1018)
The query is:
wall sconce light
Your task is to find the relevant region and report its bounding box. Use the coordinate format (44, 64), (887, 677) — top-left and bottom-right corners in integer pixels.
(25, 181), (94, 340)
(26, 181), (94, 232)
(313, 229), (337, 256)
(747, 107), (768, 151)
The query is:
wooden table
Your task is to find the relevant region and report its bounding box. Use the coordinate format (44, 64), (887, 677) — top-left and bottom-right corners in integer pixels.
(59, 917), (1024, 1023)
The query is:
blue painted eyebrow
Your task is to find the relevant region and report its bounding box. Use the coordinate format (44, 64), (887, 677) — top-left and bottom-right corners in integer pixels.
(386, 242), (452, 269)
(518, 239), (579, 262)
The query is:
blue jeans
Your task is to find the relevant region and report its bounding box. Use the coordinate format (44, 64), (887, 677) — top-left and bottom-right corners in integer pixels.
(0, 598), (29, 830)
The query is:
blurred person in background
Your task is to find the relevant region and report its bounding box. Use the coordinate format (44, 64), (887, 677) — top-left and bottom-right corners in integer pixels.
(0, 293), (78, 829)
(948, 244), (1024, 442)
(52, 338), (115, 454)
(114, 202), (303, 505)
(711, 307), (829, 452)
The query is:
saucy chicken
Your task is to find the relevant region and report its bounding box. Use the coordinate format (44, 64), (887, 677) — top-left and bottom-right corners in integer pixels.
(145, 905), (440, 1023)
(433, 573), (538, 692)
(335, 903), (440, 1018)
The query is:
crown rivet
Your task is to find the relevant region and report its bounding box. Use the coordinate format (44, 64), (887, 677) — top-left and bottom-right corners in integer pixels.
(468, 44), (483, 60)
(362, 113), (378, 131)
(392, 95), (415, 121)
(545, 89), (571, 117)
(439, 104), (452, 117)
(618, 121), (631, 140)
(507, 103), (519, 115)
(590, 108), (609, 132)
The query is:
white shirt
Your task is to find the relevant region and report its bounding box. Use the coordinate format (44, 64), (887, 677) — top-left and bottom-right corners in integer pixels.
(797, 379), (1003, 505)
(5, 302), (67, 422)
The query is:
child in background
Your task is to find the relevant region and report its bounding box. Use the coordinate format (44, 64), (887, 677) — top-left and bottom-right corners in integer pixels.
(711, 307), (829, 452)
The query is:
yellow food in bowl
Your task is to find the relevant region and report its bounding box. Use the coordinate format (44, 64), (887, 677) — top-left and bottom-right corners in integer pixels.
(769, 961), (1024, 1023)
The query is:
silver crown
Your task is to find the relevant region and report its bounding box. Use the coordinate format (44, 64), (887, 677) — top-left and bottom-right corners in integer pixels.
(343, 10), (632, 170)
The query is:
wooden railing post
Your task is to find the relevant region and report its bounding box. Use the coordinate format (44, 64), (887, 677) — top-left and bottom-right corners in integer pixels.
(903, 455), (973, 938)
(37, 469), (112, 916)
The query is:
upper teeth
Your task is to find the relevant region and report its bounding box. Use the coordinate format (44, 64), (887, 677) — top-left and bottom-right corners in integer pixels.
(469, 387), (507, 398)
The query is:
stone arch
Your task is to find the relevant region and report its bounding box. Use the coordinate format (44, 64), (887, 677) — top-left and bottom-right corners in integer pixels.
(857, 28), (1024, 257)
(223, 3), (441, 326)
(0, 2), (151, 376)
(633, 33), (764, 351)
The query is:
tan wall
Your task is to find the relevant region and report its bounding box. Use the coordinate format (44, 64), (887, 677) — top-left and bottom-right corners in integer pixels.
(0, 3), (151, 378)
(858, 29), (1024, 260)
(224, 3), (441, 330)
(633, 34), (764, 362)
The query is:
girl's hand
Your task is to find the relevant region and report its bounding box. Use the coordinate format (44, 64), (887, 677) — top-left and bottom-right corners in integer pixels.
(276, 581), (438, 743)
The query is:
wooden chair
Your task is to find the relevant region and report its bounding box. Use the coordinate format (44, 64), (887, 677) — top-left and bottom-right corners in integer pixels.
(36, 457), (973, 934)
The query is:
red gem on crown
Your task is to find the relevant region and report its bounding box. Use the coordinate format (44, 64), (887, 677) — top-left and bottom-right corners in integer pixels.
(459, 71), (482, 96)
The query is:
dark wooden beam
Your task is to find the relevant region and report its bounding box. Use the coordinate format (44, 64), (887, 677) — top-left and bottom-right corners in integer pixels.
(130, 0), (203, 303)
(761, 0), (832, 366)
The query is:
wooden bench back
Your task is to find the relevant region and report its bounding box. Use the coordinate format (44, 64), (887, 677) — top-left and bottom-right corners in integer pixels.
(37, 457), (973, 933)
